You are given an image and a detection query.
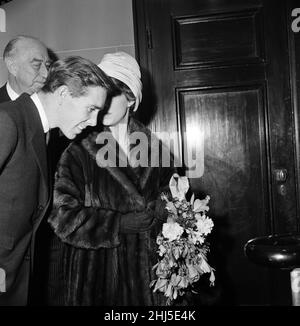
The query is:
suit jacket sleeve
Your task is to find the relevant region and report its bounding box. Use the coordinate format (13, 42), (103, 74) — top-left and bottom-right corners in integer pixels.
(48, 147), (122, 250)
(0, 112), (18, 295)
(0, 112), (17, 173)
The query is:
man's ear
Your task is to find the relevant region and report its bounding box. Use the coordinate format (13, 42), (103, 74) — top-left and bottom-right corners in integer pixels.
(55, 85), (70, 103)
(5, 58), (18, 76)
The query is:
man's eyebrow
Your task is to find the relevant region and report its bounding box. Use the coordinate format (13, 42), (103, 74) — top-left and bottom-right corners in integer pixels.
(31, 58), (43, 63)
(31, 58), (51, 64)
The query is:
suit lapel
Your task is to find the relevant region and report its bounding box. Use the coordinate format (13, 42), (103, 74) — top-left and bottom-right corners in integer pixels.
(19, 93), (49, 201)
(31, 131), (49, 199)
(0, 84), (10, 103)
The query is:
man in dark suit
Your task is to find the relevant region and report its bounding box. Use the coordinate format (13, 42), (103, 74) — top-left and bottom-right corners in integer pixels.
(0, 35), (54, 305)
(0, 55), (116, 306)
(0, 35), (50, 104)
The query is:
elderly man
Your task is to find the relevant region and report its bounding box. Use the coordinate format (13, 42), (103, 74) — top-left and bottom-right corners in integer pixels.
(0, 35), (51, 103)
(0, 36), (52, 306)
(0, 55), (117, 306)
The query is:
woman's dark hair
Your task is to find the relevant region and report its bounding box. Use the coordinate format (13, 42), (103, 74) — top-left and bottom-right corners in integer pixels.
(110, 77), (136, 109)
(42, 56), (117, 97)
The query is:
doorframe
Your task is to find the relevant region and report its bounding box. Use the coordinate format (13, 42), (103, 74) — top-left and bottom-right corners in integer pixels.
(288, 0), (300, 232)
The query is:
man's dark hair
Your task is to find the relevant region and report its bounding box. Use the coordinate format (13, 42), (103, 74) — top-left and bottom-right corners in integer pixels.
(42, 56), (117, 97)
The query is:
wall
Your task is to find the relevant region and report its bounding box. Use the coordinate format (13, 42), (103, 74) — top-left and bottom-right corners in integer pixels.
(0, 0), (135, 86)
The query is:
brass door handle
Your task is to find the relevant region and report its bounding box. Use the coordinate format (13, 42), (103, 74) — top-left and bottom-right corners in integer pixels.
(273, 169), (288, 196)
(274, 169), (288, 182)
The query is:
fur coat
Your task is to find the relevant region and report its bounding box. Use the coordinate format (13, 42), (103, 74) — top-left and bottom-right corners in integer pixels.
(47, 117), (175, 305)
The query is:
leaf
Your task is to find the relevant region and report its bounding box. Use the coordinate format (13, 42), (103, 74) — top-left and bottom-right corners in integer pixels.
(173, 288), (178, 300)
(172, 245), (181, 260)
(209, 270), (216, 285)
(182, 245), (189, 258)
(193, 263), (203, 274)
(152, 263), (158, 270)
(165, 282), (173, 298)
(199, 256), (212, 273)
(158, 244), (167, 256)
(166, 297), (172, 306)
(166, 202), (178, 216)
(175, 274), (182, 286)
(178, 276), (189, 289)
(168, 256), (177, 268)
(149, 280), (156, 288)
(153, 278), (168, 293)
(170, 273), (178, 286)
(187, 263), (200, 282)
(190, 193), (195, 205)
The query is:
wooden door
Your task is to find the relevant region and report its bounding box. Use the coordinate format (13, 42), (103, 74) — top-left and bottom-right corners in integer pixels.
(133, 0), (300, 305)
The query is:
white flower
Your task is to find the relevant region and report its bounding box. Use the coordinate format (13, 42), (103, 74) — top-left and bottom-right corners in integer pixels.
(169, 173), (189, 201)
(196, 216), (214, 235)
(186, 263), (200, 282)
(162, 221), (184, 241)
(158, 244), (167, 256)
(199, 255), (213, 273)
(193, 195), (210, 213)
(187, 230), (205, 245)
(165, 201), (178, 216)
(186, 228), (204, 244)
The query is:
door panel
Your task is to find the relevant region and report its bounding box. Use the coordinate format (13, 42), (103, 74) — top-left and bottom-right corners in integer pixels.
(133, 0), (298, 305)
(173, 9), (264, 68)
(178, 85), (269, 304)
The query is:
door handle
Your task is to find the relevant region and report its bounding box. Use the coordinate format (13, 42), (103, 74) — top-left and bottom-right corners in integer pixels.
(273, 169), (288, 182)
(273, 169), (288, 196)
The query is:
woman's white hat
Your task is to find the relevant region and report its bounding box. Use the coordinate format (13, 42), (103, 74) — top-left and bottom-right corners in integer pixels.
(98, 51), (142, 111)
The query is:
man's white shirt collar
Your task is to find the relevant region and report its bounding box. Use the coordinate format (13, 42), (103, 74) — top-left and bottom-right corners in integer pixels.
(6, 84), (49, 134)
(6, 82), (19, 101)
(30, 93), (50, 133)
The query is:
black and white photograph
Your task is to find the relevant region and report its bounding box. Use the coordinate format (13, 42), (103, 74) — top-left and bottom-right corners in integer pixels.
(1, 0), (300, 313)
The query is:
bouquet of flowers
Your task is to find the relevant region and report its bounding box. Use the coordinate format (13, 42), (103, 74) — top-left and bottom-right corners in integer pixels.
(150, 173), (215, 305)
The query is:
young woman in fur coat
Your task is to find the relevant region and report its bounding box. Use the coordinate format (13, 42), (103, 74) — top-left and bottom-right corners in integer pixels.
(46, 52), (176, 306)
